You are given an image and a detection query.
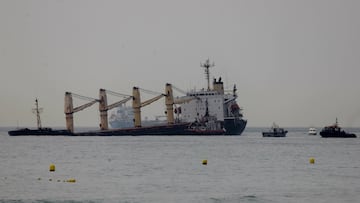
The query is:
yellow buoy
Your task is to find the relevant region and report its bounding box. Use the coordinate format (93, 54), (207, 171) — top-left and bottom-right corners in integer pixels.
(66, 178), (76, 183)
(49, 164), (56, 172)
(309, 157), (315, 164)
(202, 160), (208, 165)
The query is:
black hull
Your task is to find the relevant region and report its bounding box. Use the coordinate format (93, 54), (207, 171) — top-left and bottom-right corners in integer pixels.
(75, 123), (226, 136)
(320, 132), (357, 138)
(262, 132), (287, 137)
(8, 119), (247, 136)
(8, 128), (73, 136)
(223, 118), (247, 135)
(75, 123), (191, 136)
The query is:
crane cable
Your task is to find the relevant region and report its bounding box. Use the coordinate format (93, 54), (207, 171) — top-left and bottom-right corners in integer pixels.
(105, 89), (132, 98)
(70, 92), (99, 102)
(138, 87), (165, 96)
(171, 85), (187, 95)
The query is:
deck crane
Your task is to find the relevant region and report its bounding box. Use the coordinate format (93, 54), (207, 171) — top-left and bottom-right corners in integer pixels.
(132, 87), (166, 127)
(98, 89), (133, 130)
(165, 83), (175, 124)
(64, 92), (99, 133)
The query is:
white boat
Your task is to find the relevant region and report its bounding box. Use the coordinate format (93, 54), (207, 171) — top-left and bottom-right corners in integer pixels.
(308, 127), (317, 135)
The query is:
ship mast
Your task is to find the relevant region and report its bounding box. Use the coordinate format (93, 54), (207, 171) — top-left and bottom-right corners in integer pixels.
(32, 98), (43, 129)
(201, 59), (215, 91)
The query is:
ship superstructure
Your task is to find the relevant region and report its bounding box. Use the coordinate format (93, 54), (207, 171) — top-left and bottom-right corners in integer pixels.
(174, 59), (247, 135)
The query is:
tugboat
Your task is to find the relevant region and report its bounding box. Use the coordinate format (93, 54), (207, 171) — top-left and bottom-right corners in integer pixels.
(8, 99), (72, 136)
(262, 123), (288, 137)
(319, 118), (357, 138)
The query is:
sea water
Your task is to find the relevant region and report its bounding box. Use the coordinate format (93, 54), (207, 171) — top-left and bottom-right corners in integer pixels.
(0, 127), (359, 203)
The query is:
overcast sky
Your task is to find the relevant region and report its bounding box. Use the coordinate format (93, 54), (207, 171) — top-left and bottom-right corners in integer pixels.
(1, 0), (360, 128)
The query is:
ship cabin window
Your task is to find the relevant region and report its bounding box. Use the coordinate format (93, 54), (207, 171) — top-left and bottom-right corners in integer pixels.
(189, 92), (218, 97)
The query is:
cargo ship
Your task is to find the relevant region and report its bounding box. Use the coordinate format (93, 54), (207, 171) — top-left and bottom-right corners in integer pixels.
(11, 59), (246, 136)
(105, 59), (247, 136)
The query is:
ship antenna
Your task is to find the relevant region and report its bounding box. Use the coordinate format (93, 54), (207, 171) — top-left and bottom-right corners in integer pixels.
(200, 59), (215, 91)
(32, 98), (43, 129)
(335, 117), (338, 126)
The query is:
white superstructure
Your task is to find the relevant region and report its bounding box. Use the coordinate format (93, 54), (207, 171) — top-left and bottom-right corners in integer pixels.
(180, 90), (224, 122)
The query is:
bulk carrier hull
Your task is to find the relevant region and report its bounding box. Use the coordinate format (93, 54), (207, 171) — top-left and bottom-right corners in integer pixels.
(9, 119), (246, 136)
(224, 118), (247, 135)
(75, 118), (247, 136)
(74, 122), (229, 136)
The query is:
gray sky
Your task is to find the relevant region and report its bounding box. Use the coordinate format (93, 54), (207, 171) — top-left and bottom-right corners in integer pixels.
(1, 0), (360, 128)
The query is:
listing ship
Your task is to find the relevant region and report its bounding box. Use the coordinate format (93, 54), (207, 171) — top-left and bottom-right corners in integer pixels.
(105, 59), (247, 135)
(8, 99), (72, 136)
(320, 118), (357, 138)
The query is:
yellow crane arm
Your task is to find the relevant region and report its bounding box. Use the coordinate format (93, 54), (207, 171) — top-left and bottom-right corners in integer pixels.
(73, 100), (98, 113)
(141, 94), (164, 108)
(106, 96), (133, 110)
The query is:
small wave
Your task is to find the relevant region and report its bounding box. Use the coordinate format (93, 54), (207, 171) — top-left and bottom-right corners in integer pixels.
(210, 194), (269, 203)
(0, 200), (103, 203)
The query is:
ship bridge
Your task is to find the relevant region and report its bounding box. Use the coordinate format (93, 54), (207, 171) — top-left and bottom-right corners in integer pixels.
(187, 91), (221, 97)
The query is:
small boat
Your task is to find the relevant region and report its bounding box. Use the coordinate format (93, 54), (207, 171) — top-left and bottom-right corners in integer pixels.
(308, 127), (317, 135)
(8, 99), (72, 136)
(262, 123), (288, 137)
(319, 118), (356, 138)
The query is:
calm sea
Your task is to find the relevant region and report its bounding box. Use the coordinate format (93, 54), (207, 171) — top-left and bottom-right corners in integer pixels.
(0, 127), (359, 203)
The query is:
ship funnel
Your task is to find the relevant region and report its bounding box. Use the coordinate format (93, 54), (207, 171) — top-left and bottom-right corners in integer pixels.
(213, 77), (224, 94)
